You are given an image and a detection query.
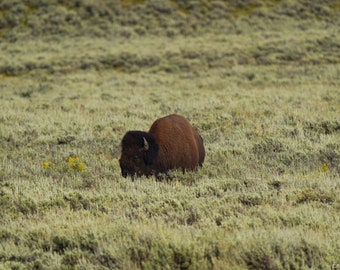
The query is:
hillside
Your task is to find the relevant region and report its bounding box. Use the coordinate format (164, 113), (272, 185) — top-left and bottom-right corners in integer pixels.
(1, 0), (340, 39)
(0, 0), (339, 269)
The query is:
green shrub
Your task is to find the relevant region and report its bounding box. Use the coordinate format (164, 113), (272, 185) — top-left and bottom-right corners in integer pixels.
(0, 1), (339, 268)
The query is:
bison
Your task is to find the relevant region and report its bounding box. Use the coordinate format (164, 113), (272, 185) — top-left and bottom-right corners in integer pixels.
(119, 114), (205, 178)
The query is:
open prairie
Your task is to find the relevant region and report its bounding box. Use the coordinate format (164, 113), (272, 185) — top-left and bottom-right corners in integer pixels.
(0, 0), (339, 269)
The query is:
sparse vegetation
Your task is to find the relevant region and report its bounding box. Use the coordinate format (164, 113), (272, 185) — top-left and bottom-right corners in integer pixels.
(0, 0), (339, 269)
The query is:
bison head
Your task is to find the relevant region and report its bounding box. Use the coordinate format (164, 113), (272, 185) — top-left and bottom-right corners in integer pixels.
(119, 131), (159, 178)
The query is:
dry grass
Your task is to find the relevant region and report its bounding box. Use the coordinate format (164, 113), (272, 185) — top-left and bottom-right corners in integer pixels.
(0, 0), (340, 269)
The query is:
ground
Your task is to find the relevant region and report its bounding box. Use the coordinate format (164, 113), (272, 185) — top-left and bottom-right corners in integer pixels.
(0, 0), (339, 269)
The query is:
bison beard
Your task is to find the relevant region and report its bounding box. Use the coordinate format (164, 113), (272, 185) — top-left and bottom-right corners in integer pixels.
(119, 114), (205, 178)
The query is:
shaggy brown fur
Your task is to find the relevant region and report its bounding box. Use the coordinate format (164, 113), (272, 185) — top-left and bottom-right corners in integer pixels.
(119, 114), (205, 178)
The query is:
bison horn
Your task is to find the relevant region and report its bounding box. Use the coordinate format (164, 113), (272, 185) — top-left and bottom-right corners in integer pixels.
(143, 137), (149, 150)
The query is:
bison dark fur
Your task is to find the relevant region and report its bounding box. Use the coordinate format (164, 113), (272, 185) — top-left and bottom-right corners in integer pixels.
(119, 114), (205, 178)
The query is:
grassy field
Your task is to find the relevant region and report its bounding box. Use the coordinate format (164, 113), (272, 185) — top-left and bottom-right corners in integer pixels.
(1, 0), (340, 269)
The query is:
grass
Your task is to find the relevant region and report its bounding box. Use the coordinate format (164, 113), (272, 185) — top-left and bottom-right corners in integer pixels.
(0, 0), (340, 269)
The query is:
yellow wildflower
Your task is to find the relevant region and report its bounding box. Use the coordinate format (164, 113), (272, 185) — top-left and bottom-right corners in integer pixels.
(43, 161), (54, 169)
(66, 156), (86, 172)
(67, 157), (79, 163)
(78, 162), (87, 172)
(321, 163), (328, 173)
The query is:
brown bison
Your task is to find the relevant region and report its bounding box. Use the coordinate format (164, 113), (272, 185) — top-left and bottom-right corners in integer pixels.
(119, 114), (205, 178)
